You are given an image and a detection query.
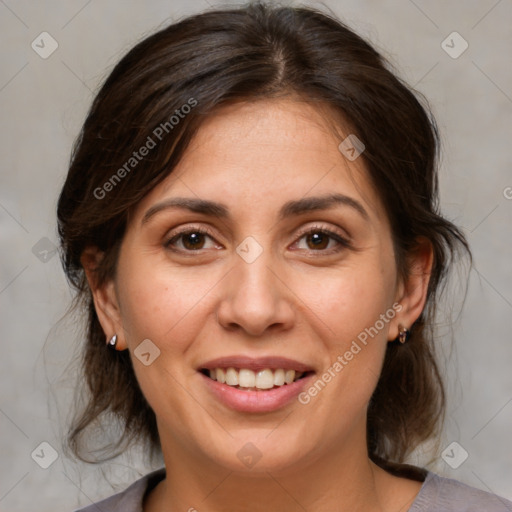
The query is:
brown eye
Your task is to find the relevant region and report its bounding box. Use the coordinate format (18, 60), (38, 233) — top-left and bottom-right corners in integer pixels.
(181, 232), (206, 250)
(305, 232), (330, 250)
(293, 226), (351, 253)
(165, 228), (220, 252)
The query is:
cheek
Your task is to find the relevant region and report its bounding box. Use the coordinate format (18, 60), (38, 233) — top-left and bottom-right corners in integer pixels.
(300, 259), (395, 342)
(114, 257), (220, 421)
(116, 255), (217, 352)
(296, 260), (395, 410)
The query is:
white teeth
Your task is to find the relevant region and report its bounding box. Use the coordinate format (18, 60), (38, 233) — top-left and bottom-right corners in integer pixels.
(216, 368), (226, 384)
(273, 368), (285, 386)
(285, 369), (296, 384)
(255, 369), (274, 389)
(225, 367), (238, 386)
(205, 367), (306, 390)
(238, 369), (255, 388)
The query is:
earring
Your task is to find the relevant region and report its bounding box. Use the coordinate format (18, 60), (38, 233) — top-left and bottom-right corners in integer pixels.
(107, 334), (117, 350)
(397, 324), (410, 344)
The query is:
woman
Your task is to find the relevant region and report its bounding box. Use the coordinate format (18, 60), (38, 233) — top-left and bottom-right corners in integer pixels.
(57, 2), (512, 510)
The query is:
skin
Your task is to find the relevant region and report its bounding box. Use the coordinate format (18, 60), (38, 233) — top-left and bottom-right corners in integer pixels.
(84, 98), (433, 511)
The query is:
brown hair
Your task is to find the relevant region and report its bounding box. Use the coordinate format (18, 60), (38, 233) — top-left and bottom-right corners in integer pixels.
(57, 1), (471, 466)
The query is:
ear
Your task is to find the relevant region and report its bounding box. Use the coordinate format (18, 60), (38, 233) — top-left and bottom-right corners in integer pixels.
(389, 237), (434, 341)
(81, 246), (127, 350)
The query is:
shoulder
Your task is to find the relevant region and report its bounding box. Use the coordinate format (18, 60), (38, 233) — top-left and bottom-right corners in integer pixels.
(71, 468), (166, 512)
(410, 471), (512, 511)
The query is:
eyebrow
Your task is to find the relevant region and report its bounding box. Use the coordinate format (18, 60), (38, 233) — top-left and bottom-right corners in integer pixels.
(141, 193), (369, 225)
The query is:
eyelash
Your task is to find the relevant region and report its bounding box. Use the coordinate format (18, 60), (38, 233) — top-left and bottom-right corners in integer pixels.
(164, 224), (352, 255)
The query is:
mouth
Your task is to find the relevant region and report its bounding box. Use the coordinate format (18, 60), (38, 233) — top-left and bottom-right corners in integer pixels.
(199, 367), (313, 391)
(197, 356), (315, 412)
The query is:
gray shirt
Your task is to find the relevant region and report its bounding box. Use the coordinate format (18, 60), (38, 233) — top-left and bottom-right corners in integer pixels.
(73, 467), (512, 511)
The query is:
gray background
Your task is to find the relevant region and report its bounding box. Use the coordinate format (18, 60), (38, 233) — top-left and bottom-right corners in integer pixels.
(1, 0), (511, 510)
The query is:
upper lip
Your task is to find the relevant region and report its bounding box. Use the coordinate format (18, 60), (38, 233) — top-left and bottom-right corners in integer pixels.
(198, 356), (315, 373)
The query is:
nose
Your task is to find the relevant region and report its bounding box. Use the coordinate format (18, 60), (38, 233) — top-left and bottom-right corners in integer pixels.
(216, 252), (295, 337)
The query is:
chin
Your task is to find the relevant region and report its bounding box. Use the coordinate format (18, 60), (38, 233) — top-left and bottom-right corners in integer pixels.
(200, 430), (316, 475)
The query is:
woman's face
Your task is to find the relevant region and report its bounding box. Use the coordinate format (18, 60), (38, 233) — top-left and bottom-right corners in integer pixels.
(98, 99), (424, 474)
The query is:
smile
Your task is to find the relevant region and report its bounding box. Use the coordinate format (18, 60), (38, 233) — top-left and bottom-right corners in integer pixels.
(198, 356), (315, 412)
(201, 367), (308, 390)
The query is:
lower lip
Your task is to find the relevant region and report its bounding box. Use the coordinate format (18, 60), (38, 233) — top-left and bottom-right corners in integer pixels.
(200, 372), (314, 413)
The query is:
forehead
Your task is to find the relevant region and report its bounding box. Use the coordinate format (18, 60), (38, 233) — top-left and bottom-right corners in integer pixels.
(132, 99), (387, 225)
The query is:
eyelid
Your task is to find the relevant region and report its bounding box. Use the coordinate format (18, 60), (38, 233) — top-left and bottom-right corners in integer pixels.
(294, 223), (351, 242)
